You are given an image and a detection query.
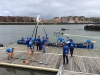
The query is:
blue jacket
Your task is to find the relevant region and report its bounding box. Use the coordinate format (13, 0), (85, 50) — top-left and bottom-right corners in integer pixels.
(32, 38), (35, 43)
(69, 41), (75, 48)
(21, 38), (25, 42)
(28, 36), (31, 40)
(42, 39), (46, 45)
(6, 48), (12, 52)
(57, 36), (62, 42)
(62, 39), (65, 44)
(45, 34), (49, 42)
(36, 38), (41, 44)
(87, 39), (91, 43)
(26, 39), (30, 45)
(63, 45), (69, 54)
(29, 41), (34, 47)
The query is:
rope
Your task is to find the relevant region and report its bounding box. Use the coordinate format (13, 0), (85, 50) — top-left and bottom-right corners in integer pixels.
(32, 24), (37, 37)
(40, 22), (47, 35)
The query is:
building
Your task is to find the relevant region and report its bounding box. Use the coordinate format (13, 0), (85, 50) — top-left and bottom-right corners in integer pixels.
(0, 16), (35, 22)
(61, 16), (86, 23)
(61, 17), (68, 23)
(73, 16), (79, 23)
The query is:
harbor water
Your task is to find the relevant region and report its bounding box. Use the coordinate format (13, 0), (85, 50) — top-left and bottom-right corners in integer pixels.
(0, 24), (100, 49)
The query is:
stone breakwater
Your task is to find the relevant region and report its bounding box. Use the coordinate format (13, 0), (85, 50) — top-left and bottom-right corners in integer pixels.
(84, 25), (100, 31)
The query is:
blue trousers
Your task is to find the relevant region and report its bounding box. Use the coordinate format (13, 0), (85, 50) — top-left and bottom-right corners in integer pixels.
(42, 45), (46, 54)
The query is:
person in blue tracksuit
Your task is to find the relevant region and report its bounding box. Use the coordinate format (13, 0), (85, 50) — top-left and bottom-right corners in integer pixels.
(28, 36), (32, 41)
(32, 38), (35, 45)
(29, 39), (34, 59)
(21, 37), (25, 42)
(36, 36), (41, 50)
(62, 43), (69, 65)
(86, 39), (91, 49)
(6, 48), (15, 60)
(26, 38), (30, 53)
(62, 39), (65, 46)
(18, 37), (25, 44)
(57, 36), (63, 47)
(45, 34), (49, 48)
(42, 37), (46, 54)
(69, 39), (75, 57)
(67, 37), (71, 43)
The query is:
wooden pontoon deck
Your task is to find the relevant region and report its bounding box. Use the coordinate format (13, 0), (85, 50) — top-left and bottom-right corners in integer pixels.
(0, 44), (100, 75)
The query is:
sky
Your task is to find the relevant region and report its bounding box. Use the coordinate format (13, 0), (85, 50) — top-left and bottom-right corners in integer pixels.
(0, 0), (100, 19)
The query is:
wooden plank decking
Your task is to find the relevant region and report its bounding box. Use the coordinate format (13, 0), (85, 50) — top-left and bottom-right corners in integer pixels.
(0, 44), (100, 75)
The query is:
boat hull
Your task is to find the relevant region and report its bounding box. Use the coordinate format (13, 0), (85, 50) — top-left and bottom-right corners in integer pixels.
(17, 40), (94, 49)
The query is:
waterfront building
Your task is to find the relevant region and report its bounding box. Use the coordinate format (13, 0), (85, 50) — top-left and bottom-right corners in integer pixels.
(61, 17), (68, 23)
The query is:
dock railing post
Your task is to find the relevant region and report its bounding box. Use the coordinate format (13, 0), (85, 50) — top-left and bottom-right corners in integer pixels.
(56, 64), (64, 75)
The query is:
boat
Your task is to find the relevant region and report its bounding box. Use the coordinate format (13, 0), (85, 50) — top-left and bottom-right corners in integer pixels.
(17, 40), (26, 44)
(17, 40), (94, 49)
(61, 28), (66, 30)
(0, 43), (4, 47)
(48, 42), (94, 49)
(53, 31), (64, 35)
(0, 43), (5, 49)
(74, 43), (94, 49)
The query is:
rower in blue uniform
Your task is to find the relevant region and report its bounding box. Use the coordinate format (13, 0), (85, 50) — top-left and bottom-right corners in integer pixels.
(69, 39), (75, 57)
(57, 36), (63, 47)
(86, 39), (92, 49)
(17, 37), (26, 44)
(62, 43), (69, 65)
(6, 48), (15, 60)
(36, 36), (41, 50)
(21, 37), (25, 42)
(42, 36), (46, 54)
(62, 39), (66, 46)
(45, 34), (49, 48)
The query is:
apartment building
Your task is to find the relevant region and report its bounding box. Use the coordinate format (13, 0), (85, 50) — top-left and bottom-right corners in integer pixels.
(0, 16), (35, 22)
(61, 17), (68, 23)
(61, 16), (85, 23)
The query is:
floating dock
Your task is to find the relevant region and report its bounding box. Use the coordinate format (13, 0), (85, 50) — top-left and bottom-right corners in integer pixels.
(0, 44), (100, 75)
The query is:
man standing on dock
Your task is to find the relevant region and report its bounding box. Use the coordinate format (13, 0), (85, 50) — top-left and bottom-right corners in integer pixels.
(45, 34), (49, 48)
(69, 39), (75, 57)
(86, 39), (92, 49)
(36, 36), (41, 50)
(57, 36), (63, 47)
(62, 43), (69, 65)
(42, 36), (46, 54)
(26, 38), (30, 54)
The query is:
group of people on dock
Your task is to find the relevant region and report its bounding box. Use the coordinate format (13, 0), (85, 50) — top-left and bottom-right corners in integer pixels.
(57, 36), (75, 65)
(5, 34), (92, 65)
(6, 34), (49, 60)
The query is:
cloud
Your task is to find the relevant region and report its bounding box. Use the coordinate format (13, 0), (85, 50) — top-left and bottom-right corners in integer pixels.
(0, 0), (100, 19)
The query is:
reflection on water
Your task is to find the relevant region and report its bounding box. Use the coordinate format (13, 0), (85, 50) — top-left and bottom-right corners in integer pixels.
(0, 66), (56, 75)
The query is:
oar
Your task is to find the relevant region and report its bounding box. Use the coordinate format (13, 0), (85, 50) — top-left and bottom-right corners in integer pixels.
(35, 15), (40, 39)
